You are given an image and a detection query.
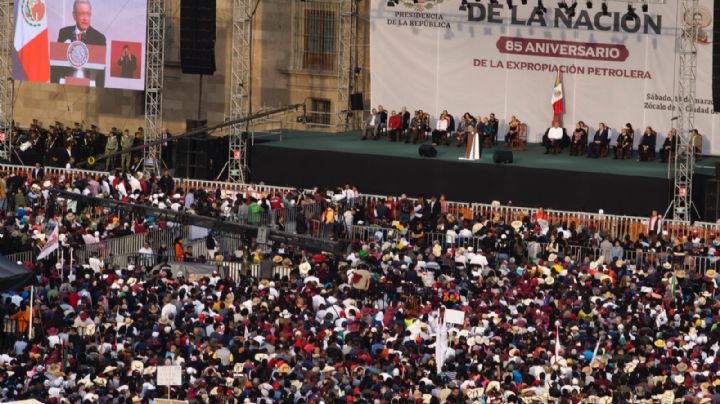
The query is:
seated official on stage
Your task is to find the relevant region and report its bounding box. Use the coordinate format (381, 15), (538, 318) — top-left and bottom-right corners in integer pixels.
(569, 121), (588, 156)
(454, 113), (477, 147)
(488, 113), (499, 145)
(431, 112), (450, 146)
(387, 110), (402, 142)
(362, 108), (380, 140)
(661, 128), (677, 163)
(504, 116), (520, 146)
(588, 122), (610, 158)
(444, 110), (456, 136)
(543, 121), (566, 155)
(480, 117), (494, 148)
(406, 110), (429, 144)
(638, 126), (657, 162)
(614, 124), (634, 160)
(399, 106), (411, 141)
(376, 105), (388, 137)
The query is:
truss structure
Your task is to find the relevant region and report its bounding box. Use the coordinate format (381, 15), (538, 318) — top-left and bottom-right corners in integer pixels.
(671, 0), (699, 221)
(143, 0), (166, 175)
(227, 0), (252, 183)
(0, 0), (12, 161)
(336, 0), (357, 131)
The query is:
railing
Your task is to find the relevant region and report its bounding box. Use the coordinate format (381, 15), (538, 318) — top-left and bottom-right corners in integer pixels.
(2, 162), (717, 246)
(349, 226), (718, 273)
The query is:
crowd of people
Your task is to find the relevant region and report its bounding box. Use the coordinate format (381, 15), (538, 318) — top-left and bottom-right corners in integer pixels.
(2, 163), (720, 402)
(10, 120), (174, 171)
(361, 107), (704, 162)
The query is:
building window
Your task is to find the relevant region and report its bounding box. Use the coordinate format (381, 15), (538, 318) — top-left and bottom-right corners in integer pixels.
(292, 1), (338, 72)
(308, 98), (332, 126)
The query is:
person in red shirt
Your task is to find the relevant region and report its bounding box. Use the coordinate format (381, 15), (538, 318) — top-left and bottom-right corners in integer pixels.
(387, 110), (402, 142)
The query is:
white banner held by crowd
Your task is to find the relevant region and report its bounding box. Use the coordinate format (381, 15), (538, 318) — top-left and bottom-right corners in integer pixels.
(370, 0), (720, 153)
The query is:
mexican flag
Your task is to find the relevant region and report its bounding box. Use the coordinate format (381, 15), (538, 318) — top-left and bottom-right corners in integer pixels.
(551, 72), (564, 120)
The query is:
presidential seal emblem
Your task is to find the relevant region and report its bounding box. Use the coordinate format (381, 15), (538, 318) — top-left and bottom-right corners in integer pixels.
(398, 0), (444, 10)
(21, 0), (45, 28)
(67, 41), (90, 69)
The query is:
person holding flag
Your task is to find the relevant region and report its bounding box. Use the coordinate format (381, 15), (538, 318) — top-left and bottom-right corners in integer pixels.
(36, 225), (59, 260)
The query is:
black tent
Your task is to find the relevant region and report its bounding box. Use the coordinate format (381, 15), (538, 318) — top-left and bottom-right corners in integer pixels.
(0, 255), (35, 292)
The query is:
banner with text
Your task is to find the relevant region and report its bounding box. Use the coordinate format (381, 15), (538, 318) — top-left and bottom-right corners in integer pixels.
(370, 1), (719, 153)
(13, 0), (147, 91)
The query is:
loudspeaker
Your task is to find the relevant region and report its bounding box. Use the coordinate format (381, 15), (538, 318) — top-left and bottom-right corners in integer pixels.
(176, 122), (211, 179)
(713, 4), (720, 112)
(350, 93), (364, 111)
(493, 150), (514, 164)
(181, 0), (217, 75)
(705, 178), (720, 221)
(418, 144), (437, 158)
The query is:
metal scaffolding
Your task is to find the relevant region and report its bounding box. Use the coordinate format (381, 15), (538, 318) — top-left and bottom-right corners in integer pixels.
(671, 0), (699, 221)
(227, 0), (252, 183)
(0, 0), (12, 161)
(143, 0), (166, 175)
(336, 0), (357, 131)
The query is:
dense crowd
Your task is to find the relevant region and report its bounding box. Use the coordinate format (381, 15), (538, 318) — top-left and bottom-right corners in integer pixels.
(1, 167), (720, 403)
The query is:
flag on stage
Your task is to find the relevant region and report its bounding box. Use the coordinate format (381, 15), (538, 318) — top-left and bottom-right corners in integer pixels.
(37, 225), (59, 260)
(551, 72), (563, 119)
(14, 0), (50, 82)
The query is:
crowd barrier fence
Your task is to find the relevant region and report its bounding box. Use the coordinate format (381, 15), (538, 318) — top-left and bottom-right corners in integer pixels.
(3, 162), (720, 254)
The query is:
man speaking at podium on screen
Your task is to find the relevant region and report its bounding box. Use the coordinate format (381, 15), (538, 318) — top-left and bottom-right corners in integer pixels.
(57, 0), (106, 46)
(51, 0), (106, 87)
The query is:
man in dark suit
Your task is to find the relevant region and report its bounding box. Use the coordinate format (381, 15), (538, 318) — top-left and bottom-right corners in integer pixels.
(588, 122), (610, 158)
(57, 0), (106, 46)
(117, 45), (137, 78)
(54, 0), (106, 87)
(31, 163), (44, 181)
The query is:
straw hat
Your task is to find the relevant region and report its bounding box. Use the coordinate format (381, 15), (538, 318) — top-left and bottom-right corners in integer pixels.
(272, 256), (283, 264)
(706, 269), (717, 278)
(662, 262), (672, 270)
(677, 362), (688, 372)
(299, 262), (311, 275)
(47, 363), (64, 377)
(143, 366), (157, 376)
(654, 339), (666, 348)
(676, 270), (686, 279)
(131, 360), (144, 373)
(94, 377), (107, 387)
(545, 276), (555, 286)
(511, 221), (523, 231)
(548, 253), (557, 262)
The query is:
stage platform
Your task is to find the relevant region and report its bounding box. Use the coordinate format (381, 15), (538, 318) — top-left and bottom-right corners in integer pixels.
(250, 131), (718, 217)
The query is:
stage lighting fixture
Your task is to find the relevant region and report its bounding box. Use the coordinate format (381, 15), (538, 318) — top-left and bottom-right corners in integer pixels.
(625, 4), (637, 21)
(601, 1), (608, 15)
(641, 3), (648, 12)
(586, 1), (592, 9)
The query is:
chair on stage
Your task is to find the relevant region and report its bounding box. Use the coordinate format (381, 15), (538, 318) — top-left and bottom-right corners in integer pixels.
(511, 123), (528, 152)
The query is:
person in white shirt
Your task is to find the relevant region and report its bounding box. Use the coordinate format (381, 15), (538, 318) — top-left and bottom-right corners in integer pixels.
(432, 112), (450, 145)
(544, 121), (567, 154)
(362, 108), (379, 140)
